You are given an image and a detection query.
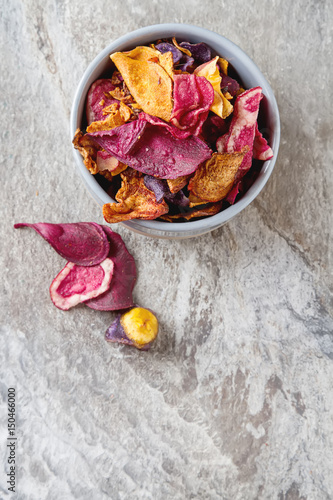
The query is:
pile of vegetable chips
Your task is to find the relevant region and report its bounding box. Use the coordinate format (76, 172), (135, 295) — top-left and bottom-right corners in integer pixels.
(73, 38), (273, 223)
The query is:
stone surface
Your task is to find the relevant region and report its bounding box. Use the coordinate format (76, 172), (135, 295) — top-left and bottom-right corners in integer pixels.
(1, 1), (333, 499)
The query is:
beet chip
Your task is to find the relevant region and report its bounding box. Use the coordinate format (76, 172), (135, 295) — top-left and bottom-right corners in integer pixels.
(217, 87), (263, 181)
(50, 258), (114, 310)
(188, 148), (249, 202)
(253, 123), (274, 161)
(14, 222), (110, 267)
(85, 226), (136, 311)
(89, 121), (212, 179)
(103, 169), (169, 223)
(170, 74), (214, 137)
(138, 112), (191, 140)
(86, 79), (118, 125)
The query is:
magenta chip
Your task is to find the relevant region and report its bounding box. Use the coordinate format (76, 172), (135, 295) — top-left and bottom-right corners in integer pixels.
(50, 258), (114, 310)
(170, 74), (214, 137)
(86, 79), (118, 124)
(84, 226), (137, 311)
(217, 87), (263, 181)
(14, 222), (110, 267)
(89, 121), (212, 179)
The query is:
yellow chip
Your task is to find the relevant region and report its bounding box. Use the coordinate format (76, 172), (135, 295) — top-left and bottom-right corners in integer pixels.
(111, 51), (173, 122)
(194, 56), (233, 119)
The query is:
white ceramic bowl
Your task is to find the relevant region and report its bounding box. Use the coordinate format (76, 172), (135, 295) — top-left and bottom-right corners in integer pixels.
(70, 23), (280, 239)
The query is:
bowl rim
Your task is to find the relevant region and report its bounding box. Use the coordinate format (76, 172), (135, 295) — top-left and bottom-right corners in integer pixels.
(70, 23), (280, 236)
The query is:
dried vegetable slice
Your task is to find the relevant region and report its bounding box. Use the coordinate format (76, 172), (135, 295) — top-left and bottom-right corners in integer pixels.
(177, 55), (195, 72)
(14, 222), (110, 266)
(96, 151), (127, 176)
(170, 74), (214, 136)
(111, 50), (173, 121)
(50, 258), (114, 310)
(143, 175), (189, 207)
(87, 101), (132, 134)
(188, 148), (249, 202)
(160, 202), (223, 221)
(73, 129), (99, 175)
(89, 120), (212, 179)
(85, 226), (137, 311)
(166, 175), (190, 194)
(194, 57), (233, 119)
(179, 41), (212, 63)
(138, 112), (191, 140)
(105, 306), (159, 350)
(217, 87), (263, 181)
(155, 42), (182, 63)
(103, 169), (169, 223)
(86, 79), (118, 124)
(253, 123), (274, 161)
(220, 73), (240, 97)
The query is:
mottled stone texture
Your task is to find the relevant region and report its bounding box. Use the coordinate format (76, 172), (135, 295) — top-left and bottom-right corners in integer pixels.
(1, 0), (333, 499)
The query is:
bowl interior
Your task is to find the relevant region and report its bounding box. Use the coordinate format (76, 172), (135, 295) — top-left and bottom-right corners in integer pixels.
(71, 24), (280, 238)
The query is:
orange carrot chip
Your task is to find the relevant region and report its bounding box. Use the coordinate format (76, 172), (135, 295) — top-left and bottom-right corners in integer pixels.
(111, 51), (173, 122)
(103, 169), (169, 223)
(73, 129), (99, 175)
(188, 148), (249, 202)
(160, 202), (223, 222)
(166, 175), (191, 194)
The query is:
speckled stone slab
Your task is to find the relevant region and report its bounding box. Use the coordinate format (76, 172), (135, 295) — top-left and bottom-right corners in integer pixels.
(1, 1), (333, 499)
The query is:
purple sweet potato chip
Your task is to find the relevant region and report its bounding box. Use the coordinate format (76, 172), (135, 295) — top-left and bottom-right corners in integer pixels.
(179, 41), (212, 63)
(217, 87), (263, 180)
(86, 79), (118, 124)
(50, 258), (114, 310)
(253, 123), (273, 161)
(155, 42), (183, 63)
(85, 226), (136, 311)
(143, 175), (166, 202)
(170, 74), (214, 137)
(220, 73), (240, 97)
(89, 121), (212, 179)
(177, 55), (195, 72)
(143, 175), (189, 207)
(14, 222), (110, 267)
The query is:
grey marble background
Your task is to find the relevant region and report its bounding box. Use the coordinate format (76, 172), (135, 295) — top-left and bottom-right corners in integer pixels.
(1, 0), (333, 498)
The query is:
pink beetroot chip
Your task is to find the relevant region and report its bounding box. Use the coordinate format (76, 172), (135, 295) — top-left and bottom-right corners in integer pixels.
(89, 121), (212, 179)
(253, 123), (274, 161)
(170, 74), (214, 136)
(14, 222), (110, 267)
(138, 112), (192, 140)
(217, 87), (263, 180)
(50, 258), (114, 310)
(85, 226), (137, 311)
(86, 79), (118, 124)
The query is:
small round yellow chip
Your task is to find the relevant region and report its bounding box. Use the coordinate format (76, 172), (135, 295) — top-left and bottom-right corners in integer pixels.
(120, 307), (159, 346)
